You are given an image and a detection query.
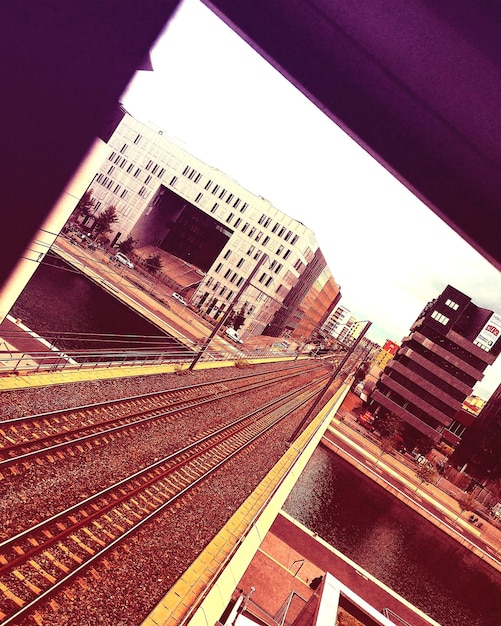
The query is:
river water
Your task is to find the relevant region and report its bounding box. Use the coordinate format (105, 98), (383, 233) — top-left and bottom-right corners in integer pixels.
(10, 254), (188, 357)
(284, 446), (501, 626)
(10, 257), (501, 625)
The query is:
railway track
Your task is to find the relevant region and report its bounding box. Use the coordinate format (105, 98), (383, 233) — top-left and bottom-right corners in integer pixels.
(0, 362), (328, 471)
(0, 375), (326, 625)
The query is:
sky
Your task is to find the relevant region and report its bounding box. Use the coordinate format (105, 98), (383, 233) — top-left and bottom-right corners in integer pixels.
(122, 0), (501, 398)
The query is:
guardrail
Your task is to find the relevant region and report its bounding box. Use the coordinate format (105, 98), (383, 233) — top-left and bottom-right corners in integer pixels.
(0, 345), (302, 375)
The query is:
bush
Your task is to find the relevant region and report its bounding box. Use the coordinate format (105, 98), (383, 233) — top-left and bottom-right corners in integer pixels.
(234, 359), (251, 369)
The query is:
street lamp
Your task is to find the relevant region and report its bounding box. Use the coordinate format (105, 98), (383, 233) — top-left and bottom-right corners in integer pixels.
(287, 320), (372, 444)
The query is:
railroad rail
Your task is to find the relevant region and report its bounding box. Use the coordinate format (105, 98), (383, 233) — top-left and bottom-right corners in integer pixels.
(0, 362), (328, 471)
(0, 375), (327, 625)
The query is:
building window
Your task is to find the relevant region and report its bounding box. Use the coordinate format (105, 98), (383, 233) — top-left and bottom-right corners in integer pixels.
(227, 290), (234, 299)
(211, 202), (219, 213)
(152, 164), (159, 174)
(258, 214), (266, 225)
(265, 277), (273, 287)
(108, 151), (116, 161)
(212, 184), (220, 195)
(114, 154), (121, 164)
(170, 176), (178, 186)
(120, 189), (128, 199)
(277, 245), (284, 255)
(234, 217), (242, 228)
(127, 163), (134, 173)
(242, 222), (249, 233)
(285, 230), (293, 241)
(224, 269), (231, 279)
(220, 286), (226, 296)
(120, 158), (127, 168)
(114, 184), (121, 194)
(205, 179), (213, 190)
(230, 272), (238, 283)
(182, 165), (190, 176)
(194, 173), (202, 183)
(263, 235), (270, 246)
(215, 263), (222, 272)
(107, 165), (114, 175)
(247, 245), (255, 255)
(240, 202), (248, 213)
(431, 310), (450, 325)
(219, 188), (227, 199)
(445, 299), (459, 310)
(226, 213), (234, 223)
(291, 234), (299, 245)
(224, 249), (232, 259)
(237, 258), (244, 268)
(236, 277), (244, 287)
(259, 272), (267, 283)
(106, 179), (114, 189)
(278, 227), (286, 237)
(120, 143), (127, 154)
(272, 222), (280, 233)
(264, 217), (272, 228)
(145, 175), (152, 184)
(283, 249), (291, 260)
(233, 198), (240, 208)
(249, 227), (256, 237)
(158, 167), (165, 177)
(134, 168), (141, 178)
(138, 186), (147, 197)
(146, 160), (153, 171)
(226, 193), (234, 204)
(134, 133), (142, 144)
(195, 192), (203, 203)
(274, 263), (282, 273)
(255, 231), (263, 242)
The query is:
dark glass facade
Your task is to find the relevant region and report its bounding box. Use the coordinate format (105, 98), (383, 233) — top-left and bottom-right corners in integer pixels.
(370, 285), (501, 443)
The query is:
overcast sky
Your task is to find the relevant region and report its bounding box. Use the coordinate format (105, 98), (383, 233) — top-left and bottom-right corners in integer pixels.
(122, 0), (501, 398)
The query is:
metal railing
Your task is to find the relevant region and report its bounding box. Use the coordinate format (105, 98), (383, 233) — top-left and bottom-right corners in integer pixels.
(0, 344), (303, 376)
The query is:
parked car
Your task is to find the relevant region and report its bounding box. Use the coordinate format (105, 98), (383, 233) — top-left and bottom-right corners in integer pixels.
(172, 292), (187, 306)
(225, 327), (243, 344)
(112, 252), (134, 269)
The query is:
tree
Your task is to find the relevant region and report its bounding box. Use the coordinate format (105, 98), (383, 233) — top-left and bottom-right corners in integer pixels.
(232, 308), (246, 330)
(413, 434), (434, 456)
(117, 235), (136, 256)
(354, 361), (370, 382)
(93, 205), (118, 237)
(144, 253), (162, 275)
(415, 461), (438, 486)
(457, 492), (477, 514)
(72, 189), (95, 221)
(378, 413), (404, 439)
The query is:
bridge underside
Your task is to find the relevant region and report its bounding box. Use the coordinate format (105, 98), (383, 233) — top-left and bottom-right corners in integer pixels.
(3, 0), (500, 293)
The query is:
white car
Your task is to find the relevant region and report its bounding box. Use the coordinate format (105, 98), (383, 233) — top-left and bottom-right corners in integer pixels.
(172, 292), (187, 306)
(113, 252), (134, 269)
(225, 327), (243, 344)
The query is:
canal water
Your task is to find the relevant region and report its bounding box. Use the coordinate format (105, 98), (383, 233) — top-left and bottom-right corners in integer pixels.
(9, 254), (188, 358)
(284, 446), (501, 626)
(10, 257), (501, 624)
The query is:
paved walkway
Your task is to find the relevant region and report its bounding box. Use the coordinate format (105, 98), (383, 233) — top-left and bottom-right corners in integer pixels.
(323, 407), (501, 572)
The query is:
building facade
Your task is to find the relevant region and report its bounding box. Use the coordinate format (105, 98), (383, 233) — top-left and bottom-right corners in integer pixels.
(369, 285), (501, 444)
(83, 111), (341, 338)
